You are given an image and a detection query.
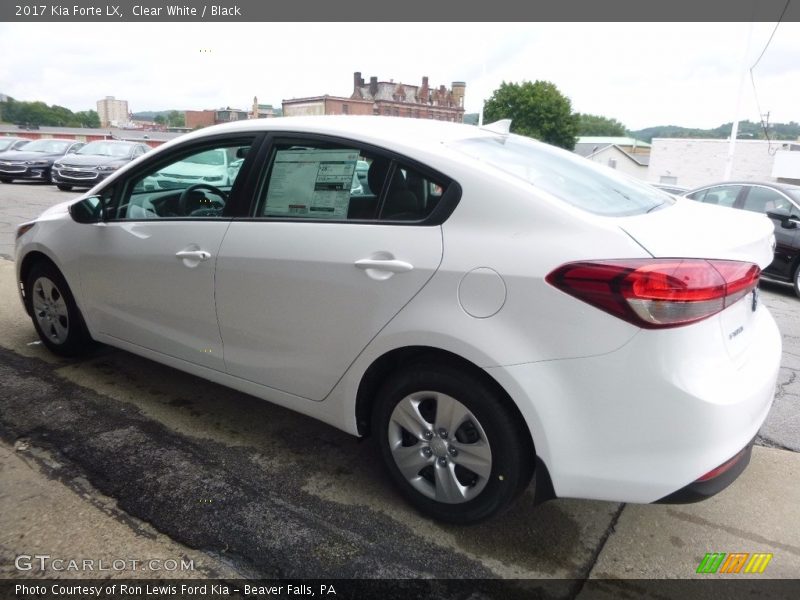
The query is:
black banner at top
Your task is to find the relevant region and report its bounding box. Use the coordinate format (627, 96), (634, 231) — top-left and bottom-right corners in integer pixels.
(0, 0), (799, 22)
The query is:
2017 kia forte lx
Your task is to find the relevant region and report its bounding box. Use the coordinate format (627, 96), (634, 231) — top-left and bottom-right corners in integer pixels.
(15, 117), (781, 523)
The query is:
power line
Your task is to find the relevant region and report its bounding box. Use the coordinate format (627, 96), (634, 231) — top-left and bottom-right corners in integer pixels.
(750, 0), (791, 71)
(749, 0), (791, 155)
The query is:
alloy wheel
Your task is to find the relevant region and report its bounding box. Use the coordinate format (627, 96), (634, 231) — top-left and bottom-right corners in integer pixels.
(388, 391), (492, 504)
(32, 276), (70, 344)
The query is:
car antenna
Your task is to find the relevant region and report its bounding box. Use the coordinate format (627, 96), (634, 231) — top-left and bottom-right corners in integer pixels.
(480, 119), (512, 136)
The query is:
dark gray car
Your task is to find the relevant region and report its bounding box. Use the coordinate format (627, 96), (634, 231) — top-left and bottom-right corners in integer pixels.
(51, 140), (151, 191)
(0, 138), (84, 184)
(685, 181), (800, 297)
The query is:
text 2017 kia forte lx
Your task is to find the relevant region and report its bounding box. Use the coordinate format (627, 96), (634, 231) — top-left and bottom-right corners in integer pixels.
(15, 116), (780, 523)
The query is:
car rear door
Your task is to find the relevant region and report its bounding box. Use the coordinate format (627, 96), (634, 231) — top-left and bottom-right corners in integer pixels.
(215, 136), (448, 401)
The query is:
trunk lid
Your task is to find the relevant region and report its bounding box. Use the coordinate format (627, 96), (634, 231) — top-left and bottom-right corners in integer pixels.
(619, 198), (774, 362)
(618, 198), (775, 268)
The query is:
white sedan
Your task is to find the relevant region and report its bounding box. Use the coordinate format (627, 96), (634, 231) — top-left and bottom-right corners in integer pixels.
(15, 116), (781, 523)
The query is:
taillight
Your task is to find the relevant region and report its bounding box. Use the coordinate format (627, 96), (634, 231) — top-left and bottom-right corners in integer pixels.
(546, 259), (760, 329)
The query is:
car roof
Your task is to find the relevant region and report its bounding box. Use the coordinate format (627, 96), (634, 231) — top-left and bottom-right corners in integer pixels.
(84, 139), (136, 144)
(167, 116), (497, 154)
(686, 181), (800, 194)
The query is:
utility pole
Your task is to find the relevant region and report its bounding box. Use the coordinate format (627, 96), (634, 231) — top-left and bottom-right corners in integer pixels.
(723, 22), (754, 181)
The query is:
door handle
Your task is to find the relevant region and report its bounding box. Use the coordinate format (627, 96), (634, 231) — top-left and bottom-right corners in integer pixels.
(354, 258), (414, 273)
(176, 250), (211, 261)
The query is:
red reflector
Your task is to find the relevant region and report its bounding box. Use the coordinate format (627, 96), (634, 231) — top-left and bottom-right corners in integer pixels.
(696, 448), (748, 482)
(546, 259), (760, 329)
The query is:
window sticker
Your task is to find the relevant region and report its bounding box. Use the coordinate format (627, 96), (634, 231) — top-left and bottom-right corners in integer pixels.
(264, 149), (359, 219)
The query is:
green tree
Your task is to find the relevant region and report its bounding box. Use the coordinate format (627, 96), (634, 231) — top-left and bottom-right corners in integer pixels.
(73, 110), (100, 128)
(576, 113), (628, 136)
(0, 96), (101, 128)
(483, 80), (578, 150)
(167, 110), (185, 127)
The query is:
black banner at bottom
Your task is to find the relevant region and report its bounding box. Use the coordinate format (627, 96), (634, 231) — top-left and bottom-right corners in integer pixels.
(3, 579), (800, 600)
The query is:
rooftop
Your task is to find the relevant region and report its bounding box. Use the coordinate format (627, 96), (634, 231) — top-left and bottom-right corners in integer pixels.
(0, 124), (182, 143)
(577, 136), (651, 148)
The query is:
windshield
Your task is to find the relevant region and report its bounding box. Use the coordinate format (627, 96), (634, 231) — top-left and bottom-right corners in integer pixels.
(450, 135), (671, 217)
(184, 149), (225, 166)
(78, 141), (134, 157)
(20, 139), (71, 153)
(0, 139), (19, 151)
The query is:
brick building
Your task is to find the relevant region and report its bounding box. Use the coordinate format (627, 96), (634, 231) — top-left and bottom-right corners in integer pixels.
(282, 96), (374, 117)
(185, 107), (250, 129)
(283, 72), (466, 122)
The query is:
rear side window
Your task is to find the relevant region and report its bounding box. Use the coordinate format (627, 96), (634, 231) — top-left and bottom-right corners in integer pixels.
(692, 185), (742, 208)
(450, 135), (670, 217)
(256, 141), (447, 222)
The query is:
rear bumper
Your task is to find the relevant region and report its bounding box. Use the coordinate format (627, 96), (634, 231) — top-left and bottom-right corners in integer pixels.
(655, 438), (754, 504)
(486, 303), (781, 504)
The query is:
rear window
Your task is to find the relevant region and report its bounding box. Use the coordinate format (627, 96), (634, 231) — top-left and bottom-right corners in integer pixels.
(450, 135), (671, 217)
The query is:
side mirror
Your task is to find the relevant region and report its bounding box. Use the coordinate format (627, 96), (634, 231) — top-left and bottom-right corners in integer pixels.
(69, 196), (104, 224)
(766, 207), (799, 230)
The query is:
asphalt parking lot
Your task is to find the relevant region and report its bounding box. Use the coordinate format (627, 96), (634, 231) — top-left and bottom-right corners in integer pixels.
(1, 182), (799, 594)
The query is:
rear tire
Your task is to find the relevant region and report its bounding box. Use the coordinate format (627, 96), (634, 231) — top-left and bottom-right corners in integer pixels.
(373, 361), (534, 524)
(56, 184), (72, 191)
(26, 262), (94, 357)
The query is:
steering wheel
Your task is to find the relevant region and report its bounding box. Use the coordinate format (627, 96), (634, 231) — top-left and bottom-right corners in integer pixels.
(178, 183), (227, 216)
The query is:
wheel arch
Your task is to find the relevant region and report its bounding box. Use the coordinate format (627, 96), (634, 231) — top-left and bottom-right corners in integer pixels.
(354, 345), (554, 503)
(18, 250), (61, 316)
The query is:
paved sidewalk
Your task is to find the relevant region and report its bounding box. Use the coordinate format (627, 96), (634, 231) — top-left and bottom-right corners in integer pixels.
(0, 440), (243, 580)
(588, 445), (800, 579)
(3, 435), (798, 582)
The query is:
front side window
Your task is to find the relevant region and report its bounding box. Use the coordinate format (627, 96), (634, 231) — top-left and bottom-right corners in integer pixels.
(256, 141), (447, 222)
(114, 141), (252, 220)
(450, 135), (670, 217)
(741, 186), (792, 214)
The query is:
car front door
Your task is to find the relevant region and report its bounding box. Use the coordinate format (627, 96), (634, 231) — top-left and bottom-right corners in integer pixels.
(739, 185), (800, 279)
(78, 137), (256, 372)
(215, 137), (449, 400)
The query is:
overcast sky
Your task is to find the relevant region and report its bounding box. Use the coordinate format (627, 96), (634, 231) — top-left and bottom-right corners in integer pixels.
(1, 22), (798, 131)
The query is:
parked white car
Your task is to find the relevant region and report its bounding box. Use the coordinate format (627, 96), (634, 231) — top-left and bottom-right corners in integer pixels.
(15, 116), (781, 523)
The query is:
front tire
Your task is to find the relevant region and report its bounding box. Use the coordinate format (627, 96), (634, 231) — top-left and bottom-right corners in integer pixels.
(26, 262), (93, 357)
(0, 178), (12, 184)
(373, 361), (534, 524)
(56, 184), (73, 191)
